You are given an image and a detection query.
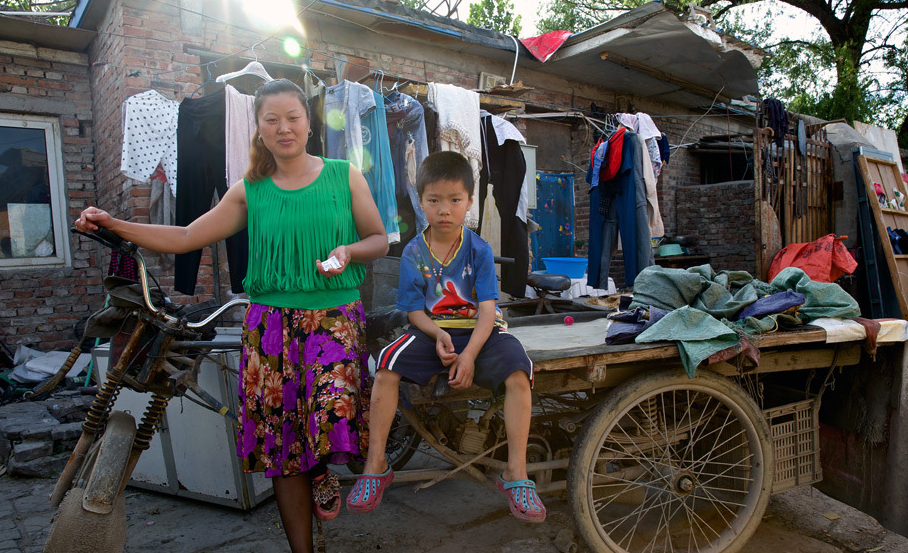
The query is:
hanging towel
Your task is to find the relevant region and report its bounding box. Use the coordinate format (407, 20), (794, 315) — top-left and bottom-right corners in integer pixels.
(635, 133), (664, 238)
(120, 90), (179, 195)
(427, 82), (482, 229)
(635, 113), (661, 140)
(225, 85), (256, 187)
(489, 114), (526, 145)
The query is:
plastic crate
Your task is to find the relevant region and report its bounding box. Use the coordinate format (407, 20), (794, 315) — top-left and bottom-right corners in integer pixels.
(762, 386), (822, 493)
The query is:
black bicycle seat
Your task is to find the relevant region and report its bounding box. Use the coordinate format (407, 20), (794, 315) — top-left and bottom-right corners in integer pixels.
(527, 272), (572, 292)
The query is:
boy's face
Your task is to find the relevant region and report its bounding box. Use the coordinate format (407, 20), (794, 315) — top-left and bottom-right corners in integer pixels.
(419, 179), (473, 234)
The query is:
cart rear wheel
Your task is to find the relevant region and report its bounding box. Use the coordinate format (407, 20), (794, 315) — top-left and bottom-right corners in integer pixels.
(568, 369), (773, 553)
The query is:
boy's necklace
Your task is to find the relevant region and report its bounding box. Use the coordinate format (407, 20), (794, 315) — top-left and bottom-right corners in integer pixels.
(428, 230), (460, 296)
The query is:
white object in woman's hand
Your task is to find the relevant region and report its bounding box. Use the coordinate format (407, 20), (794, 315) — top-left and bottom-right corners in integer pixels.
(317, 246), (350, 277)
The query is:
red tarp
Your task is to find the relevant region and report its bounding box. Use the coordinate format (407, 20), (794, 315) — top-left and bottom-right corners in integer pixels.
(520, 30), (572, 63)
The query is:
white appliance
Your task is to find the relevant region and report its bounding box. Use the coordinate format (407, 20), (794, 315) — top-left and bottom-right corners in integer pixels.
(92, 327), (272, 510)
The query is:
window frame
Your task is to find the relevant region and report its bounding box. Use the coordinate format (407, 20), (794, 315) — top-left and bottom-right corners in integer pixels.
(0, 114), (72, 269)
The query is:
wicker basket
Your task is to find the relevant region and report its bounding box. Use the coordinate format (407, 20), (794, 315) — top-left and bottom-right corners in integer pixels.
(762, 386), (823, 493)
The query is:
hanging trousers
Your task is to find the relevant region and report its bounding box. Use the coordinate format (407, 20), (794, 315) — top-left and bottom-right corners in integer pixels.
(174, 90), (248, 295)
(479, 116), (529, 297)
(587, 131), (651, 289)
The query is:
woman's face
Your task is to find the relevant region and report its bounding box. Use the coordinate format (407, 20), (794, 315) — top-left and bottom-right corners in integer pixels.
(257, 91), (310, 160)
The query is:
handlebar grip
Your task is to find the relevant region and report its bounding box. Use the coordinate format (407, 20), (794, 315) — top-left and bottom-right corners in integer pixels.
(94, 227), (125, 248)
(70, 226), (137, 255)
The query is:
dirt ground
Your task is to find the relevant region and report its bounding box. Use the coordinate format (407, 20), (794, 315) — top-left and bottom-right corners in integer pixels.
(6, 446), (907, 553)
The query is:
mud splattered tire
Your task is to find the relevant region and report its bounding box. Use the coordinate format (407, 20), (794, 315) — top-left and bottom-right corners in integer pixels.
(568, 369), (773, 553)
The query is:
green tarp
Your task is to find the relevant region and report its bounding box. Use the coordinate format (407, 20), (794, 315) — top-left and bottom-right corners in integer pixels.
(627, 265), (861, 377)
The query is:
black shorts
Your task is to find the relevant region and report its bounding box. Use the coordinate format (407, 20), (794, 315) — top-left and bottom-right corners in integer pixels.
(377, 326), (534, 393)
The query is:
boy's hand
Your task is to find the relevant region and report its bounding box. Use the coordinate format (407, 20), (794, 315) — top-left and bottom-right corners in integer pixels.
(448, 352), (475, 389)
(317, 245), (350, 277)
(436, 331), (458, 367)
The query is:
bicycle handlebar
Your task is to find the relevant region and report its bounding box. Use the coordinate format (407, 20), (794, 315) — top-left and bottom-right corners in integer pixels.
(72, 227), (248, 329)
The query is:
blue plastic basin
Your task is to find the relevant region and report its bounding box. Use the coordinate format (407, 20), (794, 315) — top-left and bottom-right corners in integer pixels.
(542, 257), (588, 278)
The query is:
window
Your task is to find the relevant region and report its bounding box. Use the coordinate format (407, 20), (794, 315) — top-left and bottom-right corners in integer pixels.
(0, 115), (70, 268)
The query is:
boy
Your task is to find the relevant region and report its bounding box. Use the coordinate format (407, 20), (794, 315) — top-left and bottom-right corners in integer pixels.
(346, 151), (545, 523)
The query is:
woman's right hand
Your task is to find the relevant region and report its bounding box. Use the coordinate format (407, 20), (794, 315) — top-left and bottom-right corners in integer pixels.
(74, 206), (115, 233)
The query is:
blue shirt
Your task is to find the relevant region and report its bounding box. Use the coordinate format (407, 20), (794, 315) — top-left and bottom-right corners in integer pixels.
(397, 227), (504, 328)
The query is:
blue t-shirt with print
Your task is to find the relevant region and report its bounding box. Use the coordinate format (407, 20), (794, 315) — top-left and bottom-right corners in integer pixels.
(397, 227), (503, 328)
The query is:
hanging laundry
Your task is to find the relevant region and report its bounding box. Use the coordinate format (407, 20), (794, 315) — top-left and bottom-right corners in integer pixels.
(362, 90), (400, 244)
(303, 76), (326, 156)
(120, 90), (179, 195)
(479, 113), (529, 297)
(658, 133), (671, 165)
(587, 130), (653, 289)
(174, 89), (248, 295)
(225, 85), (256, 187)
(324, 80), (375, 170)
(427, 82), (482, 229)
(385, 90), (429, 239)
(763, 98), (789, 147)
(633, 133), (664, 238)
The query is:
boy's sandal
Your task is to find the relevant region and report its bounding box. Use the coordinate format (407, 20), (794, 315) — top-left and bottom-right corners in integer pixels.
(497, 473), (547, 523)
(312, 471), (341, 521)
(345, 466), (394, 514)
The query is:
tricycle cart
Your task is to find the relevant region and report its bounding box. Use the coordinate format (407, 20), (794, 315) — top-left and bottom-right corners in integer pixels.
(380, 310), (882, 553)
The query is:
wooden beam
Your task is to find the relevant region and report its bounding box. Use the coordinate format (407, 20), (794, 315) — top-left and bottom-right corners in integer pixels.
(599, 51), (732, 104)
(399, 83), (523, 113)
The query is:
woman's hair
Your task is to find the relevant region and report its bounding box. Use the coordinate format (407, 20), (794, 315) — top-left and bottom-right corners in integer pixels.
(245, 78), (309, 183)
(416, 151), (474, 198)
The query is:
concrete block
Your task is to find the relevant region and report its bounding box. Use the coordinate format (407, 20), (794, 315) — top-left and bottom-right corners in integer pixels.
(45, 395), (93, 422)
(8, 451), (69, 478)
(12, 440), (52, 462)
(0, 402), (56, 441)
(51, 422), (83, 444)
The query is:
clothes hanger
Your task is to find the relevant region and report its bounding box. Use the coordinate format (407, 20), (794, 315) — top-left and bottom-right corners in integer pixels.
(215, 44), (274, 84)
(189, 62), (216, 98)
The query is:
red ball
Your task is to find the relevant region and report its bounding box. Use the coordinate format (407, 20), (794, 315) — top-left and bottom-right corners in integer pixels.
(564, 316), (574, 326)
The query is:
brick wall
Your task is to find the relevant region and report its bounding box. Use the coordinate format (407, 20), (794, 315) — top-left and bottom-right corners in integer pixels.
(0, 43), (100, 350)
(675, 181), (756, 273)
(2, 0), (761, 351)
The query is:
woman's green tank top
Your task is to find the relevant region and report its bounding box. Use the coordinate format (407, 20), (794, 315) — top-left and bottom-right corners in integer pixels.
(243, 158), (366, 309)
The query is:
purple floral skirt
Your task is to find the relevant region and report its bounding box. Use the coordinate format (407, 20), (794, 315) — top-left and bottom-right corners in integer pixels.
(237, 300), (371, 477)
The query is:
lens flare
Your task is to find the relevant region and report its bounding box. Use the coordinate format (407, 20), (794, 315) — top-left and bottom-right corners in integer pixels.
(283, 37), (302, 58)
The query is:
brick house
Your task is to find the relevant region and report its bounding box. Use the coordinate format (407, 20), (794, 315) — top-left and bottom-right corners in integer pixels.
(0, 0), (763, 348)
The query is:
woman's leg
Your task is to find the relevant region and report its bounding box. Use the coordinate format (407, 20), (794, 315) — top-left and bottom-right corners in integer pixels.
(501, 370), (532, 481)
(363, 368), (402, 474)
(272, 473), (313, 553)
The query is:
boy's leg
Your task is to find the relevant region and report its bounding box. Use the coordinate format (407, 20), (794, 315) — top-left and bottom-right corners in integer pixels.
(363, 368), (402, 475)
(501, 370), (532, 481)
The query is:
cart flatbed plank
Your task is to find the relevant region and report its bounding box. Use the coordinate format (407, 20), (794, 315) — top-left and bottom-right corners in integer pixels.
(511, 319), (831, 368)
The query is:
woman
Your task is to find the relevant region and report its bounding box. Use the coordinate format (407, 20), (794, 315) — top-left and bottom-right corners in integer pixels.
(75, 79), (388, 553)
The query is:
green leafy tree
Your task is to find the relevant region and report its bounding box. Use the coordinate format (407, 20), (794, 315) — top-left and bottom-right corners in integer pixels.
(0, 0), (77, 25)
(466, 0), (522, 36)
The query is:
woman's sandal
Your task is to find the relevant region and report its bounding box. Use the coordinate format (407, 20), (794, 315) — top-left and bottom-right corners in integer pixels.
(497, 473), (547, 523)
(345, 466), (394, 513)
(312, 471), (341, 521)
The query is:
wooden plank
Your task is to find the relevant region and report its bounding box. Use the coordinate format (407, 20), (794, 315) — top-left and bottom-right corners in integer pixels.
(711, 344), (862, 375)
(857, 154), (908, 318)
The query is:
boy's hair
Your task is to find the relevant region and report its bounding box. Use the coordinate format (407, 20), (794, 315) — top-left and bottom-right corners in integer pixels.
(416, 151), (474, 198)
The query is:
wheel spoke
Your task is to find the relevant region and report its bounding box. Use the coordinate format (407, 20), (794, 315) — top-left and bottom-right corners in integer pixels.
(680, 397), (724, 462)
(682, 493), (724, 542)
(694, 482), (740, 522)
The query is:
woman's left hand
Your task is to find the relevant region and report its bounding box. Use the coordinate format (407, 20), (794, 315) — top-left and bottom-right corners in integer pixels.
(317, 245), (351, 277)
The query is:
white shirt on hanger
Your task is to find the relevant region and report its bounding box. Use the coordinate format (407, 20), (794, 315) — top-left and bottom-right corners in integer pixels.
(120, 90), (179, 195)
